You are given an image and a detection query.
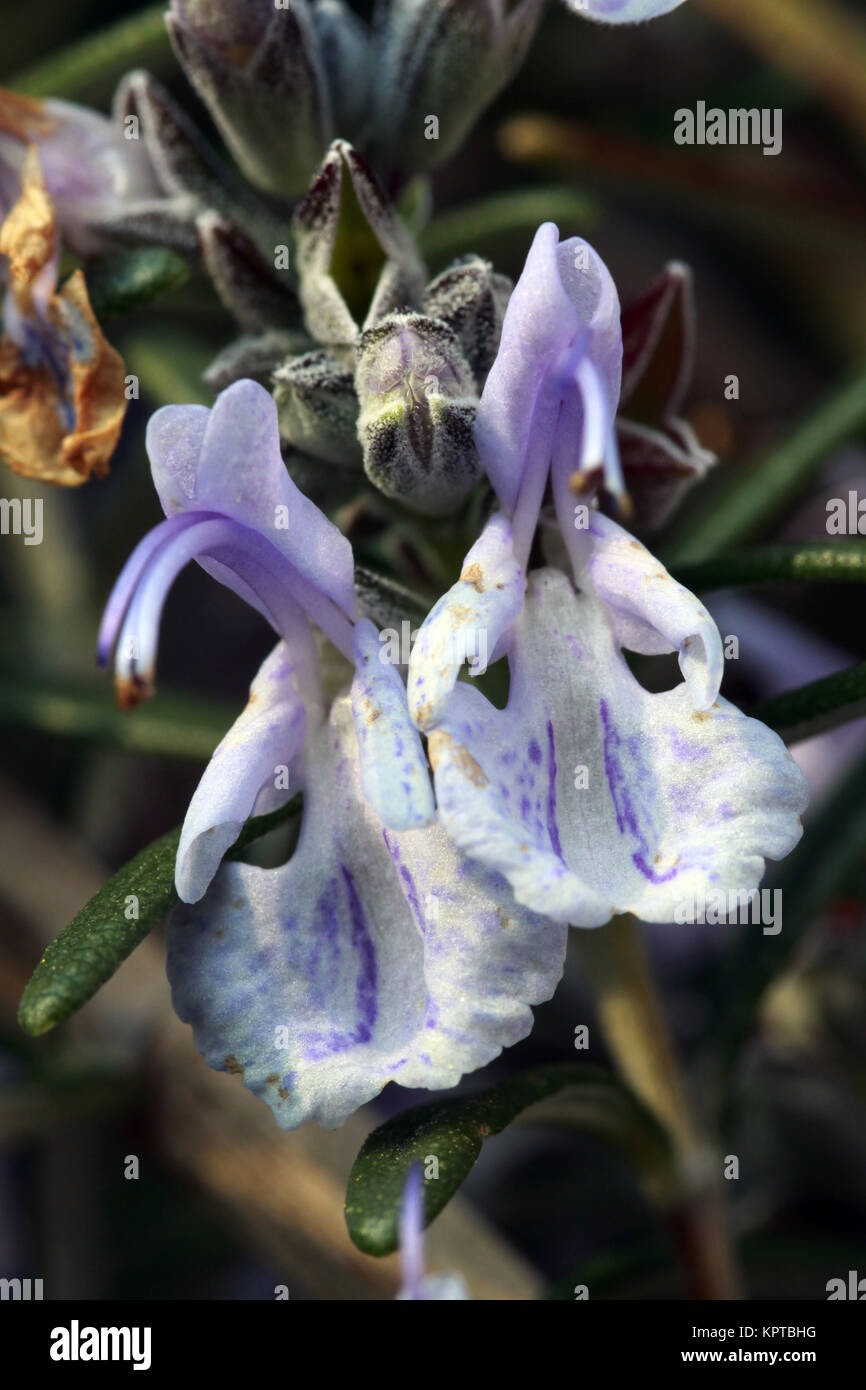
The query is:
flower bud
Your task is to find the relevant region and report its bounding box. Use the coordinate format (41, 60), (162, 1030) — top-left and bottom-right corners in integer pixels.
(293, 141), (426, 348)
(204, 330), (311, 391)
(196, 211), (302, 332)
(422, 255), (512, 382)
(355, 313), (481, 516)
(367, 0), (545, 177)
(167, 0), (332, 200)
(311, 0), (371, 137)
(273, 348), (361, 467)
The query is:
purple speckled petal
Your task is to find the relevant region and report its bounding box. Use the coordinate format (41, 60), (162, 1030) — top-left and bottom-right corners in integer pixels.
(176, 636), (321, 904)
(562, 0), (687, 22)
(408, 514), (525, 732)
(146, 379), (357, 621)
(427, 567), (808, 927)
(350, 618), (435, 831)
(166, 693), (567, 1130)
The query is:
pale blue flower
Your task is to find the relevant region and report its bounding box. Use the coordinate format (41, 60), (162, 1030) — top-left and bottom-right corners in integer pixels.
(99, 378), (567, 1127)
(408, 225), (809, 927)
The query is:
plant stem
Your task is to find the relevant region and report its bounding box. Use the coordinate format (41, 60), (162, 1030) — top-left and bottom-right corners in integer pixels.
(574, 914), (741, 1299)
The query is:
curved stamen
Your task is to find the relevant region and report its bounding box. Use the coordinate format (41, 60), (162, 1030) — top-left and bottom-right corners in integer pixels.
(97, 512), (218, 666)
(109, 515), (356, 707)
(114, 518), (252, 705)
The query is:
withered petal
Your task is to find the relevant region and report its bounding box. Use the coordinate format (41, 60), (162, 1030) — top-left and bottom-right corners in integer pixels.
(0, 270), (127, 485)
(52, 270), (127, 480)
(0, 145), (56, 314)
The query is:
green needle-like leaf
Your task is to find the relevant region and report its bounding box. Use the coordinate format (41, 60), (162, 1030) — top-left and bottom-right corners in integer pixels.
(750, 661), (866, 743)
(420, 187), (598, 270)
(17, 796), (301, 1038)
(673, 541), (866, 592)
(86, 248), (190, 322)
(12, 5), (170, 102)
(345, 1063), (672, 1256)
(664, 362), (866, 564)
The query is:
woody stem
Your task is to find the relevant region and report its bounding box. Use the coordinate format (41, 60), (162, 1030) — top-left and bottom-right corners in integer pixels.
(574, 913), (742, 1300)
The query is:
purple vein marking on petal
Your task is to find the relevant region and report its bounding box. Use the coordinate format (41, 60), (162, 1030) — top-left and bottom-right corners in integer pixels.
(545, 719), (565, 861)
(382, 829), (427, 938)
(383, 829), (436, 1028)
(297, 867), (379, 1061)
(341, 865), (378, 1043)
(599, 697), (679, 885)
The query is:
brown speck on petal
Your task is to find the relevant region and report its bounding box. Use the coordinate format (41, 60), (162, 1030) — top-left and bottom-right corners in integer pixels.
(448, 603), (473, 624)
(460, 561), (485, 593)
(0, 149), (127, 485)
(224, 1054), (245, 1077)
(428, 729), (488, 787)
